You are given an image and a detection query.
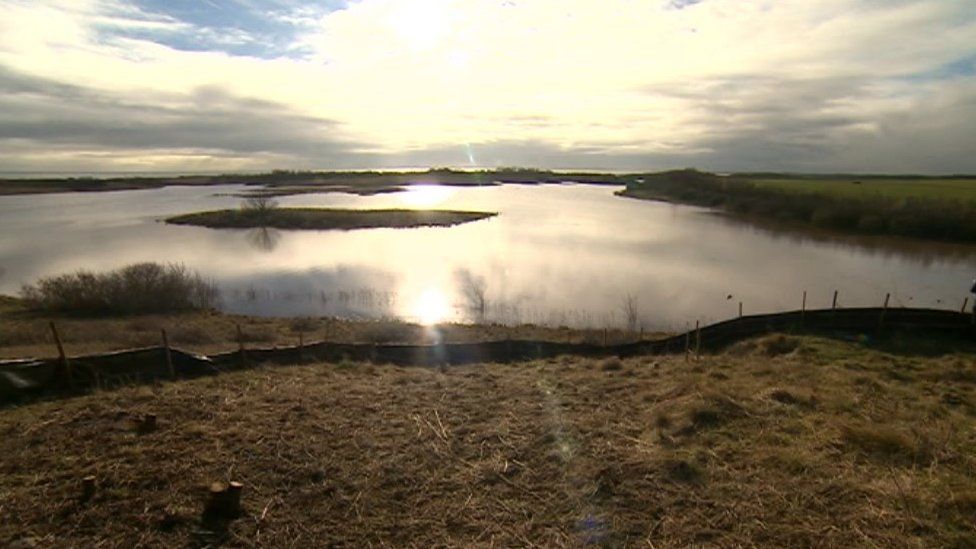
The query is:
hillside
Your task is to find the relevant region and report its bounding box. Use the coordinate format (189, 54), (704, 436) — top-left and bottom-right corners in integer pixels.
(3, 334), (976, 547)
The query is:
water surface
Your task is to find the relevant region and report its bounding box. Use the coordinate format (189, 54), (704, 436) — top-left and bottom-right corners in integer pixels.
(1, 183), (973, 330)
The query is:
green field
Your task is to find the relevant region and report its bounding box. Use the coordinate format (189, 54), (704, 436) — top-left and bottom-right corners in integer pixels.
(744, 177), (976, 202)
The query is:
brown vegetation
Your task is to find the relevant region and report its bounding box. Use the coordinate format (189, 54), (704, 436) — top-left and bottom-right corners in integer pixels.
(19, 263), (218, 316)
(0, 298), (657, 360)
(2, 335), (975, 546)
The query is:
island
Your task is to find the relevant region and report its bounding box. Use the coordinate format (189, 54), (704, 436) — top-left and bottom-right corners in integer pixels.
(165, 207), (497, 230)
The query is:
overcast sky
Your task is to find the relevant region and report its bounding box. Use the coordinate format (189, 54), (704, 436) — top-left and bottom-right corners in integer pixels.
(0, 0), (974, 173)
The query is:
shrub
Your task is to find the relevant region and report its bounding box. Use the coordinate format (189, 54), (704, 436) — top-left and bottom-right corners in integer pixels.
(240, 195), (279, 222)
(20, 263), (219, 315)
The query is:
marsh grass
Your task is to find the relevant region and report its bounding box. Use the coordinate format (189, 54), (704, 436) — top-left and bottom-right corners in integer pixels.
(622, 169), (976, 242)
(0, 298), (643, 360)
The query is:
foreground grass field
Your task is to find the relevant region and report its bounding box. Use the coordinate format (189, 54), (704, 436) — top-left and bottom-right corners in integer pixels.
(745, 177), (976, 203)
(2, 334), (976, 546)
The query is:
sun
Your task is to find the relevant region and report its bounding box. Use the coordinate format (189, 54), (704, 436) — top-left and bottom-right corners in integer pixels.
(387, 1), (452, 53)
(412, 287), (450, 325)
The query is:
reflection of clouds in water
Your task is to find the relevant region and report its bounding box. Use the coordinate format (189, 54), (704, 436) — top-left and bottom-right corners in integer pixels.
(2, 183), (975, 328)
(246, 227), (281, 252)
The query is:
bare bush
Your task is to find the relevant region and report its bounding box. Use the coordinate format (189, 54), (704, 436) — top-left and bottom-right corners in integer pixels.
(241, 195), (280, 214)
(455, 269), (488, 322)
(20, 263), (220, 315)
(621, 294), (640, 332)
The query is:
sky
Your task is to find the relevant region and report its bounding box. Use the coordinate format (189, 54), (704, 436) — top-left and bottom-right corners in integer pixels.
(0, 0), (974, 174)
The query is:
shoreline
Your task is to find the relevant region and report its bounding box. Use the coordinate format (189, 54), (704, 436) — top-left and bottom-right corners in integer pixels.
(0, 169), (627, 196)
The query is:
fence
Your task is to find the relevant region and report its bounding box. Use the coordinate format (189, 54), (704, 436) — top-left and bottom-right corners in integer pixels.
(2, 307), (973, 404)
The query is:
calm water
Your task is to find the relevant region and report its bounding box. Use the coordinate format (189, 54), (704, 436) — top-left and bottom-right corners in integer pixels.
(1, 183), (973, 330)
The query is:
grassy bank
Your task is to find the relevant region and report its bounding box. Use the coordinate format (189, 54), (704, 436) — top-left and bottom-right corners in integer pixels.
(743, 175), (976, 202)
(165, 207), (497, 230)
(620, 170), (976, 243)
(2, 334), (975, 546)
(0, 297), (654, 360)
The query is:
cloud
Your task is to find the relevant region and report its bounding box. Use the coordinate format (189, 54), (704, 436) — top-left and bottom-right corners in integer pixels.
(0, 0), (974, 173)
(0, 66), (373, 171)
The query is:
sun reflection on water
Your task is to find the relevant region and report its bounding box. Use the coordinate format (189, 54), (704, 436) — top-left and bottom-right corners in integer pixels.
(412, 287), (450, 325)
(399, 185), (455, 208)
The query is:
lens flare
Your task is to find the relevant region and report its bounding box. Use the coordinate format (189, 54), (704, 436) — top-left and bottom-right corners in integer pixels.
(413, 287), (450, 325)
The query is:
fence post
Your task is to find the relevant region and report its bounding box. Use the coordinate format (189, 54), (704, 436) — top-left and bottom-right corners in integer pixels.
(832, 290), (838, 310)
(49, 322), (72, 389)
(683, 328), (690, 362)
(962, 297), (969, 314)
(298, 331), (305, 362)
(236, 324), (246, 366)
(694, 320), (701, 359)
(738, 302), (743, 318)
(801, 290), (807, 325)
(879, 293), (890, 331)
(161, 329), (175, 380)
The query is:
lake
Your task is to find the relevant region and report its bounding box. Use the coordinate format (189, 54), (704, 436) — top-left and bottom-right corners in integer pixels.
(1, 183), (974, 331)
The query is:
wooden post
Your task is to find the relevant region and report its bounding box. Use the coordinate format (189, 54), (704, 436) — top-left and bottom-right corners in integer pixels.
(204, 482), (227, 519)
(831, 290), (838, 310)
(683, 329), (690, 362)
(161, 329), (174, 380)
(962, 297), (969, 314)
(738, 302), (743, 318)
(226, 481), (243, 516)
(138, 413), (158, 434)
(801, 290), (807, 325)
(694, 320), (701, 359)
(80, 475), (96, 503)
(879, 293), (890, 330)
(236, 324), (246, 366)
(49, 322), (72, 389)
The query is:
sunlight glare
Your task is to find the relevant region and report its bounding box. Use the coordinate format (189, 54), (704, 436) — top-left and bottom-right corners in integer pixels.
(387, 1), (451, 53)
(413, 287), (450, 325)
(400, 185), (454, 207)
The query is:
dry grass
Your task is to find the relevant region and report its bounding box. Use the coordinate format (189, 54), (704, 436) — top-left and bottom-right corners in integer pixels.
(2, 335), (976, 546)
(0, 298), (664, 360)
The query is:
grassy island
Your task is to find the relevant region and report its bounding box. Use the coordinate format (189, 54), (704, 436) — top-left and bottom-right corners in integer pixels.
(165, 207), (497, 231)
